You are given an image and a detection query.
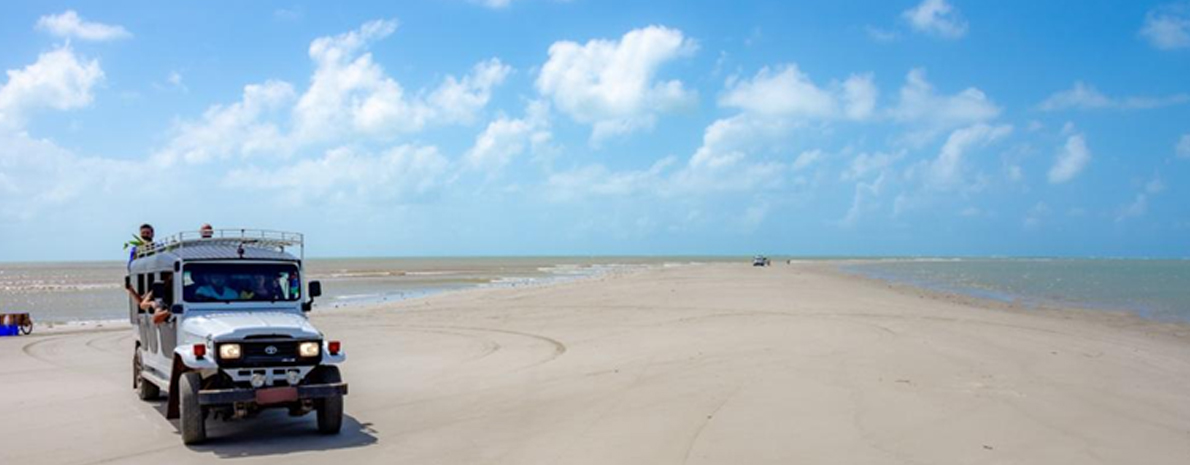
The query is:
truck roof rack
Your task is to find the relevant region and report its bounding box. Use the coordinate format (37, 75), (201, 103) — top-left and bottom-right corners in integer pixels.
(135, 229), (304, 261)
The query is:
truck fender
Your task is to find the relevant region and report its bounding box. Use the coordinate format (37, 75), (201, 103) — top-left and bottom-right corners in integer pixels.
(166, 355), (186, 419)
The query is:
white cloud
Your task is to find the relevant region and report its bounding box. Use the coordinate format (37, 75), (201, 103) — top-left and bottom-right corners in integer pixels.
(891, 68), (1000, 139)
(792, 149), (824, 171)
(0, 130), (138, 222)
(536, 25), (697, 143)
(1039, 81), (1190, 111)
(1024, 202), (1050, 229)
(1178, 134), (1190, 158)
(677, 114), (790, 189)
(1140, 4), (1190, 50)
(842, 173), (886, 226)
(426, 59), (513, 125)
(1146, 177), (1166, 194)
(295, 19), (510, 142)
(902, 0), (968, 39)
(545, 157), (676, 201)
(473, 0), (514, 8)
(225, 145), (449, 205)
(152, 80), (296, 165)
(465, 101), (552, 171)
(36, 10), (131, 42)
(842, 151), (902, 181)
(720, 65), (876, 121)
(925, 123), (1012, 189)
(865, 26), (900, 42)
(1048, 133), (1091, 184)
(0, 46), (103, 128)
(1117, 194), (1149, 221)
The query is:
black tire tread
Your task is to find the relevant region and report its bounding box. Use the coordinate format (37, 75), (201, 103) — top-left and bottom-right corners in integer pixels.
(179, 372), (206, 445)
(313, 366), (344, 435)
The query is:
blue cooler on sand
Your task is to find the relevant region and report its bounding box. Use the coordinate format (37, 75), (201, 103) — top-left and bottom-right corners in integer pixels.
(0, 325), (15, 336)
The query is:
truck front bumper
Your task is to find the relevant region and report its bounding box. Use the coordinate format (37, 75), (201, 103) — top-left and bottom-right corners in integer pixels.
(197, 382), (348, 406)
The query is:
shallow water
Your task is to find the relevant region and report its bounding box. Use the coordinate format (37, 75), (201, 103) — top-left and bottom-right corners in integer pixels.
(844, 259), (1190, 323)
(0, 256), (725, 323)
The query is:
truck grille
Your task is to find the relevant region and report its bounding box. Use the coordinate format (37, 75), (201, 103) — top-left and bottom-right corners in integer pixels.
(217, 339), (319, 368)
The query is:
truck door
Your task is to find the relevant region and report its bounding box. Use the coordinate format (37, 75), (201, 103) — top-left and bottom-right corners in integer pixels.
(155, 272), (178, 355)
(136, 273), (158, 355)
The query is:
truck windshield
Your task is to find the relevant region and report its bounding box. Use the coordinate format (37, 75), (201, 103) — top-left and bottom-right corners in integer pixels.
(182, 263), (301, 303)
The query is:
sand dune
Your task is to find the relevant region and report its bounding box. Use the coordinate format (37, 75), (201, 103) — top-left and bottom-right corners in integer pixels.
(2, 262), (1188, 464)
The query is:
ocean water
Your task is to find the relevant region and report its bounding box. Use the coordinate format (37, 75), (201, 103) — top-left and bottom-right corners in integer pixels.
(0, 257), (719, 323)
(844, 259), (1190, 323)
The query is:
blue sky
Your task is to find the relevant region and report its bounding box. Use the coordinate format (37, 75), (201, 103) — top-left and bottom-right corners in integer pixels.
(1, 0), (1188, 261)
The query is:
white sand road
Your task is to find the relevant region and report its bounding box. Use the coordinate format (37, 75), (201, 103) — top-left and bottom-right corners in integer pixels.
(1, 263), (1188, 464)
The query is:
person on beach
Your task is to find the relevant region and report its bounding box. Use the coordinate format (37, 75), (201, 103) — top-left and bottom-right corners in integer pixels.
(194, 273), (239, 301)
(124, 276), (172, 325)
(200, 223), (214, 238)
(127, 224), (155, 266)
(241, 274), (280, 300)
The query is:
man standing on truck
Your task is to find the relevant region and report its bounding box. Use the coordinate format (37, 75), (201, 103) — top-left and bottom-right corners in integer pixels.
(127, 224), (155, 267)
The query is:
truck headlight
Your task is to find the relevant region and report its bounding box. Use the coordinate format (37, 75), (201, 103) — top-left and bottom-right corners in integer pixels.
(299, 341), (320, 358)
(219, 343), (242, 360)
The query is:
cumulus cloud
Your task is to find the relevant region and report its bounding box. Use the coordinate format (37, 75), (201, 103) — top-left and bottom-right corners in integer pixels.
(545, 158), (675, 201)
(0, 131), (150, 234)
(0, 46), (103, 128)
(890, 68), (1000, 142)
(720, 65), (876, 121)
(151, 80), (296, 165)
(225, 145), (449, 205)
(865, 26), (900, 43)
(464, 100), (552, 172)
(1140, 4), (1190, 50)
(1048, 133), (1091, 184)
(792, 149), (824, 171)
(36, 10), (131, 42)
(1023, 202), (1050, 229)
(842, 151), (902, 181)
(842, 173), (886, 226)
(1116, 194), (1150, 221)
(1039, 81), (1189, 111)
(472, 0), (514, 8)
(925, 123), (1012, 189)
(536, 25), (697, 143)
(295, 19), (510, 142)
(902, 0), (968, 39)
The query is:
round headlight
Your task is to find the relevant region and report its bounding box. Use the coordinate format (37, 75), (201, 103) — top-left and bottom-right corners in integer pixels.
(299, 341), (320, 358)
(219, 343), (242, 360)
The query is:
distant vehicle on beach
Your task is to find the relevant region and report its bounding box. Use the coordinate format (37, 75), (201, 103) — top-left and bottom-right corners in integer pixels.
(753, 255), (771, 267)
(127, 229), (347, 444)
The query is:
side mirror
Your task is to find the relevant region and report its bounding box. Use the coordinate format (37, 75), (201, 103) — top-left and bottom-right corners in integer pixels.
(170, 304), (184, 315)
(124, 276), (131, 289)
(151, 281), (166, 297)
(302, 302), (312, 312)
(308, 280), (322, 298)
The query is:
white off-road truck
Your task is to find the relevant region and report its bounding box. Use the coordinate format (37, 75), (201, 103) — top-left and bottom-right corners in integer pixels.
(127, 229), (347, 444)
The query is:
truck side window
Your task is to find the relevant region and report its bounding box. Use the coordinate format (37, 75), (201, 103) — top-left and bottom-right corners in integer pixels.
(137, 274), (146, 295)
(160, 271), (175, 306)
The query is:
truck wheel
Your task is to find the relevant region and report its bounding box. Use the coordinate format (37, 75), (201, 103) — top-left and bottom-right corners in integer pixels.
(313, 366), (343, 434)
(134, 350), (160, 400)
(179, 372), (207, 444)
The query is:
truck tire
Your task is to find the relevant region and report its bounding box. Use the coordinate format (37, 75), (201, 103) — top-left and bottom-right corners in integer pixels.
(134, 350), (160, 400)
(313, 366), (343, 434)
(179, 372), (206, 444)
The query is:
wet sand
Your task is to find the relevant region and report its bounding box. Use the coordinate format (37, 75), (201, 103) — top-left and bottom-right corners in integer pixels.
(2, 262), (1188, 464)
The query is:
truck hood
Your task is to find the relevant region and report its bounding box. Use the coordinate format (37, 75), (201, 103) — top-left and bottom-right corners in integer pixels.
(183, 311), (322, 341)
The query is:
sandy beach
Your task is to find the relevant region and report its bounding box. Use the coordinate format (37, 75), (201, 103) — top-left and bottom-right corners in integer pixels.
(2, 262), (1188, 464)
